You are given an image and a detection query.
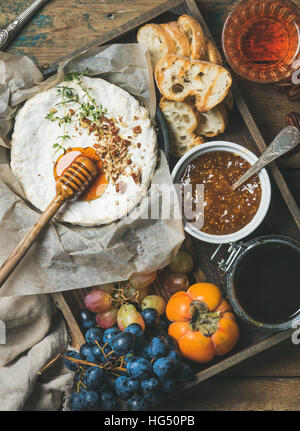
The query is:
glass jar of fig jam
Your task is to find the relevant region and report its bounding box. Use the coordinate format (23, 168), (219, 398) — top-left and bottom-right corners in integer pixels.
(222, 0), (300, 83)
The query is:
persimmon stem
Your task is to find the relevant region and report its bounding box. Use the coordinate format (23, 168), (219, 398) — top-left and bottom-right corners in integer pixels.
(189, 300), (220, 336)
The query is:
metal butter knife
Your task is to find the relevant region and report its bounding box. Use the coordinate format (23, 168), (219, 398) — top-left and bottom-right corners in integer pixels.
(232, 126), (300, 190)
(0, 0), (51, 51)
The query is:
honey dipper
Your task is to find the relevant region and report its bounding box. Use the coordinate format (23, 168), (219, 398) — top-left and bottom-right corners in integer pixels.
(0, 156), (98, 288)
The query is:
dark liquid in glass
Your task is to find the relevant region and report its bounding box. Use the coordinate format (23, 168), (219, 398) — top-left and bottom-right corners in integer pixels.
(234, 243), (300, 324)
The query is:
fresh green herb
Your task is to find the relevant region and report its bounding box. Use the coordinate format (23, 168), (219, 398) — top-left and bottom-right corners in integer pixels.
(45, 71), (107, 154)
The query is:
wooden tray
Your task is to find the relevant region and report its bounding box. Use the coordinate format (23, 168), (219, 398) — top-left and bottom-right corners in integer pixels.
(53, 0), (300, 401)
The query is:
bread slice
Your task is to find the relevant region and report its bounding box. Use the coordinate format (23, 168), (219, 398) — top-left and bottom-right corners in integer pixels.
(160, 22), (190, 57)
(155, 54), (232, 112)
(196, 103), (228, 137)
(177, 14), (205, 60)
(137, 23), (176, 70)
(159, 97), (204, 157)
(203, 37), (222, 65)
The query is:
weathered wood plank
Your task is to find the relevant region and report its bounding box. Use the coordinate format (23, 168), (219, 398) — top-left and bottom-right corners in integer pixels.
(0, 0), (175, 64)
(223, 340), (300, 377)
(159, 376), (300, 410)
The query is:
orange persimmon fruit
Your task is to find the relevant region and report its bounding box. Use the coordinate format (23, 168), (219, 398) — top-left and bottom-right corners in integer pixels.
(166, 283), (239, 363)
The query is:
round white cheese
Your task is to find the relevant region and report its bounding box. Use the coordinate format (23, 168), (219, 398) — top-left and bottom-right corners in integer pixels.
(11, 76), (157, 226)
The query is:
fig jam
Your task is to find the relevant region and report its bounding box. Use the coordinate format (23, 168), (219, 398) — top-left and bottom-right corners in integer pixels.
(178, 151), (261, 235)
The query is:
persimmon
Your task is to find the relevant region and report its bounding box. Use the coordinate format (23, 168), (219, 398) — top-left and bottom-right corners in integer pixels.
(166, 283), (239, 363)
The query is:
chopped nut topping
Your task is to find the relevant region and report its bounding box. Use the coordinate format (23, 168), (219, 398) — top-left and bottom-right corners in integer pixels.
(78, 114), (142, 187)
(133, 125), (142, 135)
(116, 181), (126, 194)
(80, 118), (91, 128)
(131, 170), (141, 184)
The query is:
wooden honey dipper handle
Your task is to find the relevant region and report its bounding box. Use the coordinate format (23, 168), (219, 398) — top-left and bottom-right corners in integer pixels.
(0, 156), (98, 289)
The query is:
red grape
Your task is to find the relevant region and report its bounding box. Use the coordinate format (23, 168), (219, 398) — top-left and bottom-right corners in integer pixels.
(130, 271), (157, 289)
(165, 273), (189, 294)
(123, 284), (150, 303)
(141, 295), (166, 316)
(96, 306), (118, 328)
(84, 289), (112, 313)
(169, 251), (194, 274)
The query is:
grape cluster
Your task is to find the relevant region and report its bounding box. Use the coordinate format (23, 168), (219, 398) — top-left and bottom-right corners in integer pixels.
(66, 307), (194, 411)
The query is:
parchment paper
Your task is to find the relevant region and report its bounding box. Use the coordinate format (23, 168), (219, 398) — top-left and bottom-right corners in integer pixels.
(0, 44), (184, 297)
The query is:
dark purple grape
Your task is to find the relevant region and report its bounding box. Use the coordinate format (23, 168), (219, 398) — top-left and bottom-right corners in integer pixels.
(160, 376), (177, 393)
(147, 336), (167, 360)
(164, 335), (178, 351)
(140, 308), (158, 329)
(63, 350), (80, 371)
(84, 366), (106, 390)
(92, 345), (105, 362)
(81, 390), (100, 410)
(102, 327), (121, 346)
(100, 391), (119, 411)
(85, 327), (103, 345)
(111, 332), (135, 356)
(124, 323), (144, 346)
(136, 344), (149, 359)
(156, 315), (169, 335)
(69, 392), (85, 411)
(127, 394), (149, 411)
(144, 390), (163, 407)
(127, 378), (140, 392)
(79, 343), (98, 363)
(127, 357), (152, 379)
(152, 357), (174, 378)
(167, 349), (181, 368)
(78, 308), (96, 330)
(141, 376), (160, 393)
(114, 376), (137, 400)
(176, 363), (194, 382)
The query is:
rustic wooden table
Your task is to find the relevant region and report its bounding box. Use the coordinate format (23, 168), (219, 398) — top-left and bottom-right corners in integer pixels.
(1, 0), (300, 411)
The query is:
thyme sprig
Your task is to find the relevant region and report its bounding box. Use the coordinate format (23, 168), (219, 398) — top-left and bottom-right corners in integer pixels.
(45, 71), (107, 154)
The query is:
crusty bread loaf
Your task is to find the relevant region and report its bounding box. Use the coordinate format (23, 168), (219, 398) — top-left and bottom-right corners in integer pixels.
(177, 14), (205, 60)
(155, 54), (232, 112)
(160, 22), (190, 57)
(159, 97), (204, 157)
(203, 37), (222, 65)
(137, 23), (176, 70)
(196, 103), (228, 137)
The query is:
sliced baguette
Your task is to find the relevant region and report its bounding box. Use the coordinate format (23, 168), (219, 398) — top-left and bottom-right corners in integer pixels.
(137, 23), (176, 70)
(159, 97), (204, 157)
(177, 14), (205, 60)
(155, 54), (232, 112)
(160, 22), (190, 57)
(203, 37), (222, 65)
(196, 103), (228, 137)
